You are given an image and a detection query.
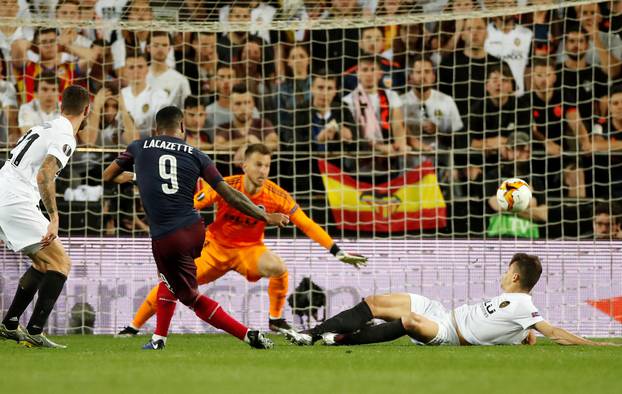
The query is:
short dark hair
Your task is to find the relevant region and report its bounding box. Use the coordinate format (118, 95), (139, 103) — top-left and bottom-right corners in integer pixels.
(509, 253), (542, 291)
(35, 27), (58, 42)
(313, 68), (337, 81)
(34, 70), (59, 92)
(148, 31), (171, 44)
(156, 106), (184, 133)
(531, 57), (556, 70)
(610, 84), (622, 97)
(244, 143), (272, 159)
(125, 49), (148, 62)
(61, 85), (90, 115)
(487, 62), (515, 89)
(358, 54), (383, 67)
(56, 0), (80, 12)
(410, 54), (434, 70)
(184, 96), (204, 109)
(231, 83), (251, 95)
(595, 201), (622, 224)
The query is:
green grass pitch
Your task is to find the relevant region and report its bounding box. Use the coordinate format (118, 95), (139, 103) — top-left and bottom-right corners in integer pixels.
(1, 335), (621, 394)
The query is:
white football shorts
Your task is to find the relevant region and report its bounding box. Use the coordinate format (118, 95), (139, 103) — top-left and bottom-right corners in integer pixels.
(409, 293), (460, 346)
(0, 195), (48, 253)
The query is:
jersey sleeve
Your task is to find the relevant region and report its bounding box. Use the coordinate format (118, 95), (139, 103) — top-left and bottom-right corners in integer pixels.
(114, 142), (136, 171)
(290, 209), (335, 250)
(198, 151), (224, 188)
(194, 178), (221, 210)
(513, 299), (545, 329)
(46, 133), (76, 169)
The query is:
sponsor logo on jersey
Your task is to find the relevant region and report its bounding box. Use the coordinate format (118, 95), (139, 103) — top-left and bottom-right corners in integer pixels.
(499, 301), (510, 308)
(142, 104), (150, 113)
(531, 311), (540, 318)
(196, 192), (205, 201)
(62, 144), (72, 157)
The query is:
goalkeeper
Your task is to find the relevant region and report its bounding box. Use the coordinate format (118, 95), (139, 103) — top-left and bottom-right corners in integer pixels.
(117, 143), (367, 337)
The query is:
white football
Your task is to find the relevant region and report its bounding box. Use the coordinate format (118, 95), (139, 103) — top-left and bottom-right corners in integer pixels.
(496, 178), (532, 212)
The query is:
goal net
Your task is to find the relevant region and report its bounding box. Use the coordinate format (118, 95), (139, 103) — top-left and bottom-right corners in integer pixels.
(0, 0), (621, 336)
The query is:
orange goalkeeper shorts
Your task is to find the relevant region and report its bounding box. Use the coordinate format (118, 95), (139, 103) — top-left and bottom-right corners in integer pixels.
(195, 239), (267, 284)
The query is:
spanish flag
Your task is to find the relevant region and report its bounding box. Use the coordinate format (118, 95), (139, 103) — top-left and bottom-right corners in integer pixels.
(318, 159), (446, 233)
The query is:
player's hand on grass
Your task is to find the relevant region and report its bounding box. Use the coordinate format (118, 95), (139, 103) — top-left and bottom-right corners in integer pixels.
(41, 218), (59, 248)
(266, 212), (289, 227)
(336, 251), (368, 269)
(522, 330), (537, 345)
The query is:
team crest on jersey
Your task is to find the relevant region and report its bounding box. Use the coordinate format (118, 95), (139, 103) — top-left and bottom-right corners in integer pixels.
(62, 144), (72, 157)
(499, 301), (510, 308)
(514, 38), (521, 46)
(434, 109), (443, 118)
(142, 104), (150, 113)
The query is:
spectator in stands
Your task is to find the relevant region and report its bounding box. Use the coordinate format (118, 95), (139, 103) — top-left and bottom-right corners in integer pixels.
(468, 63), (527, 159)
(147, 31), (192, 108)
(235, 37), (276, 116)
(214, 83), (278, 163)
(284, 0), (330, 43)
(17, 70), (60, 134)
(484, 131), (549, 238)
(562, 3), (622, 79)
(0, 51), (18, 145)
(436, 0), (476, 55)
(275, 44), (312, 128)
(217, 2), (253, 63)
(120, 50), (168, 138)
(342, 55), (411, 173)
(205, 63), (261, 131)
(589, 84), (622, 201)
(342, 26), (406, 93)
(179, 0), (212, 22)
(484, 0), (533, 95)
(177, 31), (218, 98)
(439, 17), (498, 117)
(0, 0), (32, 69)
(55, 0), (97, 64)
(111, 0), (174, 72)
(308, 0), (360, 74)
(16, 27), (83, 103)
(87, 39), (118, 94)
(387, 23), (432, 75)
(184, 96), (212, 150)
(592, 202), (622, 239)
(556, 24), (609, 123)
(285, 69), (356, 153)
(365, 0), (407, 51)
(402, 55), (463, 154)
(521, 0), (564, 57)
(85, 85), (138, 147)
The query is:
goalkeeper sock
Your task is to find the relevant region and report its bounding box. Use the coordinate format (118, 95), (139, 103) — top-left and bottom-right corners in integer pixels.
(154, 282), (177, 338)
(194, 295), (248, 340)
(268, 271), (288, 319)
(311, 301), (373, 336)
(339, 319), (407, 345)
(26, 271), (67, 335)
(2, 267), (45, 330)
(132, 284), (159, 329)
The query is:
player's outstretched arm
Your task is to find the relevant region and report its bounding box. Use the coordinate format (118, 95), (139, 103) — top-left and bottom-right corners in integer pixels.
(289, 210), (368, 268)
(214, 182), (289, 227)
(37, 154), (62, 247)
(103, 161), (135, 184)
(534, 321), (619, 346)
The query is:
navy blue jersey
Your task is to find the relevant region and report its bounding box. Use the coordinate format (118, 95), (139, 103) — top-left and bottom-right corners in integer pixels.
(115, 135), (223, 239)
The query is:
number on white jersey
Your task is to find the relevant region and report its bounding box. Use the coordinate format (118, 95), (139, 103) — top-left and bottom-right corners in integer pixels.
(9, 130), (40, 167)
(159, 154), (179, 194)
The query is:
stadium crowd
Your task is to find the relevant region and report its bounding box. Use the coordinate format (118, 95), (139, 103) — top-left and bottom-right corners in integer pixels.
(0, 0), (621, 239)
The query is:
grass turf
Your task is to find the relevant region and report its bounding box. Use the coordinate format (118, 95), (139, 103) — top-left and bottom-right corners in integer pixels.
(1, 335), (621, 394)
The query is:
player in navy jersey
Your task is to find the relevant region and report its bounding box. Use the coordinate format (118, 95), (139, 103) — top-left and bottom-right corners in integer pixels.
(103, 106), (289, 350)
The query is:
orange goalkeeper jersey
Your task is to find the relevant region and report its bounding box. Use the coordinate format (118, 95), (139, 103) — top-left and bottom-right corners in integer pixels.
(194, 175), (334, 249)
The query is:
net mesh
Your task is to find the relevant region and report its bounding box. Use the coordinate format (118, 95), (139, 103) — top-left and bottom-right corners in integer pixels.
(0, 0), (621, 335)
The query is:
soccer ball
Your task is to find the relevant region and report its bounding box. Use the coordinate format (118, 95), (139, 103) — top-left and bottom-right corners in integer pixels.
(496, 178), (532, 212)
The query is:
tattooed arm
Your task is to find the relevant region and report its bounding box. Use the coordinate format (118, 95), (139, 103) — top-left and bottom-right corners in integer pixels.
(36, 154), (62, 247)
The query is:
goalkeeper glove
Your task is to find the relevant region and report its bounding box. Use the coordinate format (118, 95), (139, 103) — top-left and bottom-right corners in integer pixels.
(330, 244), (368, 268)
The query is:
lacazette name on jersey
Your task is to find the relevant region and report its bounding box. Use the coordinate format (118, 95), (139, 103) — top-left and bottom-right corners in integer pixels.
(143, 138), (194, 153)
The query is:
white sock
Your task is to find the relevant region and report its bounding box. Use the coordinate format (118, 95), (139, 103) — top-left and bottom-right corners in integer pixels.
(269, 316), (281, 321)
(130, 323), (139, 330)
(152, 334), (167, 344)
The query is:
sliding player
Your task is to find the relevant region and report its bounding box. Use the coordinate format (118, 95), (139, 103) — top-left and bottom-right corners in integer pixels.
(117, 143), (367, 338)
(0, 85), (90, 348)
(288, 253), (619, 347)
(103, 107), (288, 350)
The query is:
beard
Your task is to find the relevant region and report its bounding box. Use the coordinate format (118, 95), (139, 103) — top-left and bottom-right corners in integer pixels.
(78, 118), (88, 131)
(566, 52), (586, 61)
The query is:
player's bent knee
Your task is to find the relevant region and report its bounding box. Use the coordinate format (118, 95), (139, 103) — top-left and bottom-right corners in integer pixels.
(260, 256), (287, 277)
(401, 313), (423, 333)
(176, 288), (200, 307)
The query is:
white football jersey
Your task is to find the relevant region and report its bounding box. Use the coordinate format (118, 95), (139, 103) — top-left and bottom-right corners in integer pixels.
(401, 89), (464, 133)
(121, 85), (169, 139)
(453, 292), (544, 346)
(147, 68), (192, 108)
(484, 23), (532, 96)
(0, 116), (76, 202)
